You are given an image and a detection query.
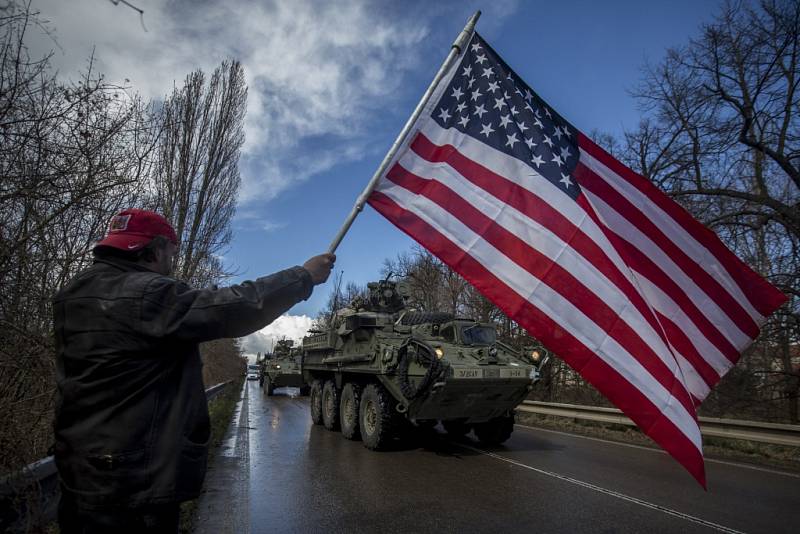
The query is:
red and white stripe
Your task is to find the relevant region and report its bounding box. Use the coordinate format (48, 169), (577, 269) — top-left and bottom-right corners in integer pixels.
(368, 59), (786, 489)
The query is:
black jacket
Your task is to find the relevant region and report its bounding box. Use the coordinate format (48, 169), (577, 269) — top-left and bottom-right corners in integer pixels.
(53, 258), (313, 509)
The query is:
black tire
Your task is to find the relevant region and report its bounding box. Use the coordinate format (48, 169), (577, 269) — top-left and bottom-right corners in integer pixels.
(442, 419), (471, 436)
(265, 376), (275, 396)
(400, 311), (454, 326)
(473, 415), (514, 445)
(322, 380), (341, 431)
(340, 383), (362, 440)
(309, 379), (324, 425)
(299, 385), (311, 396)
(359, 383), (399, 450)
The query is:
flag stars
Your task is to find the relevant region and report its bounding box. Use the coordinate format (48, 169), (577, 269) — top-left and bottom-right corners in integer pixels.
(560, 172), (573, 188)
(524, 137), (537, 150)
(506, 133), (519, 149)
(456, 102), (467, 113)
(438, 108), (452, 123)
(462, 65), (473, 77)
(458, 115), (469, 128)
(543, 134), (554, 148)
(451, 87), (464, 100)
(551, 153), (564, 167)
(480, 123), (495, 137)
(533, 117), (544, 129)
(475, 54), (487, 65)
(531, 154), (545, 168)
(544, 107), (552, 118)
(467, 77), (476, 89)
(524, 88), (534, 101)
(471, 88), (482, 101)
(470, 42), (482, 53)
(559, 145), (572, 160)
(482, 67), (494, 79)
(510, 106), (519, 116)
(499, 114), (512, 128)
(487, 81), (500, 94)
(493, 98), (507, 111)
(553, 127), (564, 141)
(473, 104), (488, 118)
(516, 121), (529, 133)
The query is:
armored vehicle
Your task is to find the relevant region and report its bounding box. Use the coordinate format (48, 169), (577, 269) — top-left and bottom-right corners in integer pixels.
(260, 340), (309, 396)
(302, 277), (545, 449)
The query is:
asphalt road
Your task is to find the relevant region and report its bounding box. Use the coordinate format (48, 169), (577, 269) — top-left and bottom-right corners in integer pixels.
(195, 380), (800, 534)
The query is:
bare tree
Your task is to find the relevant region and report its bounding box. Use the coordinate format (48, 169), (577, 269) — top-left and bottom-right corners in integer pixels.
(626, 0), (799, 421)
(0, 1), (159, 476)
(151, 60), (246, 287)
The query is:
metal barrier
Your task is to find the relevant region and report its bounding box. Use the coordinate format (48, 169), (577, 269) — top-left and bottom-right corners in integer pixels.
(0, 381), (231, 533)
(518, 401), (800, 447)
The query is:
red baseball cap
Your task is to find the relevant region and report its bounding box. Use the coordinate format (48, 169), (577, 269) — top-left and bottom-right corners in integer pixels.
(95, 209), (178, 252)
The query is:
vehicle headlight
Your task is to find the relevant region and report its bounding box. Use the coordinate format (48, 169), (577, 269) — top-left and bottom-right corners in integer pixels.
(531, 350), (541, 363)
(276, 365), (281, 369)
(434, 347), (444, 359)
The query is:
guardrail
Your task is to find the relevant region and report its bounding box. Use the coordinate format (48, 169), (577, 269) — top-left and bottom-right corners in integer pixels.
(518, 401), (800, 447)
(0, 381), (231, 533)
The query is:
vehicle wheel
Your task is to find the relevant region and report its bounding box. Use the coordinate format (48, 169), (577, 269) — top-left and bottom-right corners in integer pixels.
(265, 376), (275, 396)
(322, 380), (341, 431)
(299, 385), (311, 396)
(309, 379), (324, 425)
(442, 419), (471, 437)
(473, 415), (514, 445)
(340, 383), (362, 440)
(359, 383), (399, 450)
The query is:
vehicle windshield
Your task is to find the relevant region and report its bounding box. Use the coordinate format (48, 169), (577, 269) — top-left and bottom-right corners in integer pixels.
(460, 325), (496, 345)
(248, 364), (259, 371)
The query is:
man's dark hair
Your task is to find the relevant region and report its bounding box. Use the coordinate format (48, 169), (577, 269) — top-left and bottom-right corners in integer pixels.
(93, 235), (173, 264)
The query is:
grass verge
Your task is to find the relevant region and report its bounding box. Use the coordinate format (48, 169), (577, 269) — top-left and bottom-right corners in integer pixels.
(179, 379), (243, 534)
(516, 411), (800, 473)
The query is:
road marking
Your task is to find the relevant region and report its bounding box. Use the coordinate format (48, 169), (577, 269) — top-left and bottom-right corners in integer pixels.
(515, 423), (800, 479)
(221, 380), (248, 458)
(458, 442), (747, 534)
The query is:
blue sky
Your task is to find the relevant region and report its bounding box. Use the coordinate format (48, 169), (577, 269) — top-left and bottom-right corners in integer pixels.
(228, 0), (721, 316)
(32, 0), (723, 352)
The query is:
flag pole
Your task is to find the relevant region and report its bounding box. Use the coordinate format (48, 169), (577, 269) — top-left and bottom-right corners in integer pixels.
(327, 11), (481, 253)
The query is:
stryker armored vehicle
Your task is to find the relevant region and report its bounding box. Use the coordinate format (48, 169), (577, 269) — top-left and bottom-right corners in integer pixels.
(302, 277), (546, 449)
(260, 340), (310, 396)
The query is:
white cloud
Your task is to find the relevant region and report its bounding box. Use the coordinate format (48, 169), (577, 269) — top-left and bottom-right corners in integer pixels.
(29, 0), (433, 206)
(239, 313), (314, 356)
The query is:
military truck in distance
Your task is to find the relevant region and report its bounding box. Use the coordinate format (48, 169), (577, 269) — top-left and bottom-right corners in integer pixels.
(260, 340), (309, 396)
(302, 278), (544, 449)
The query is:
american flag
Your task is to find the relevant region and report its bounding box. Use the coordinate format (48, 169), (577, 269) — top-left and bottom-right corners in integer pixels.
(367, 32), (787, 486)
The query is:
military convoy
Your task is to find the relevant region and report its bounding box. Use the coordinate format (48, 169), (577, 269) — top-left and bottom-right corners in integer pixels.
(258, 339), (310, 396)
(298, 277), (548, 449)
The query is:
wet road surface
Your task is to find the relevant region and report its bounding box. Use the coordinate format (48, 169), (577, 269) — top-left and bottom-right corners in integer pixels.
(200, 381), (800, 534)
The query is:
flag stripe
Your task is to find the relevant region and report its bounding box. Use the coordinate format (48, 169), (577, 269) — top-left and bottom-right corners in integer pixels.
(575, 162), (759, 340)
(368, 190), (707, 487)
(413, 124), (734, 383)
(409, 131), (679, 352)
(657, 312), (724, 390)
(577, 133), (785, 318)
(629, 271), (736, 377)
(575, 191), (744, 365)
(387, 157), (697, 416)
(371, 179), (701, 445)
